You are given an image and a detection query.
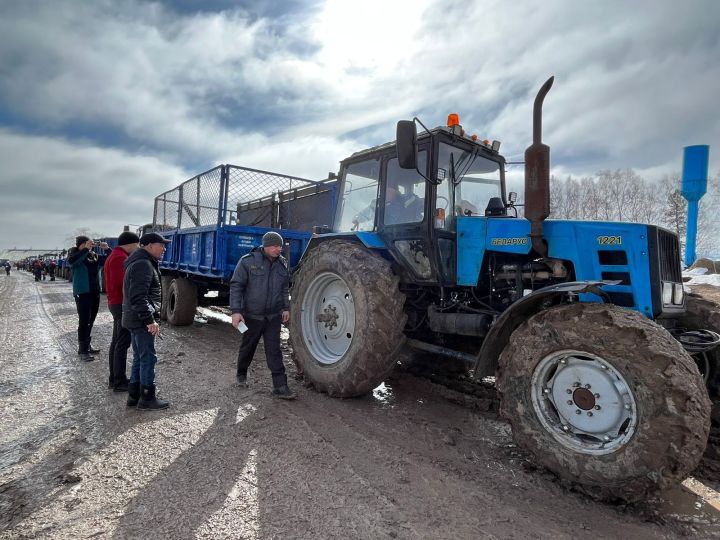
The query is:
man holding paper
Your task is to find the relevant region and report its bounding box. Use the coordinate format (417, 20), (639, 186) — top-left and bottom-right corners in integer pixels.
(230, 231), (296, 399)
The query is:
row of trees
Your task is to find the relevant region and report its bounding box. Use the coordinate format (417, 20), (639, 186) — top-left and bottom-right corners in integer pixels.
(521, 169), (720, 259)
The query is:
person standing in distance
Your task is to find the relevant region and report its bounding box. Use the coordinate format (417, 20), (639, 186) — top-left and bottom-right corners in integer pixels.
(68, 236), (110, 361)
(104, 231), (140, 392)
(122, 232), (171, 410)
(230, 231), (296, 399)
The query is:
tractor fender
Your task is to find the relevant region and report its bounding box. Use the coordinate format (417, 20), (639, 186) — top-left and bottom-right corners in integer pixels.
(297, 232), (388, 274)
(473, 280), (612, 377)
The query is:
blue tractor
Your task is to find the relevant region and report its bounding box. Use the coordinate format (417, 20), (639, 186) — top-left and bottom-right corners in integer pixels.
(290, 77), (719, 500)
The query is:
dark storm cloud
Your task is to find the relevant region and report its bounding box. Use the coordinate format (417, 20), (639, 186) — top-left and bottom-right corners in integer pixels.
(1, 0), (719, 249)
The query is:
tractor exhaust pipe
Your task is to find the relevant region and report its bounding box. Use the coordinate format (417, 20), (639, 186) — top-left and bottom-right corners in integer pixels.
(524, 76), (554, 258)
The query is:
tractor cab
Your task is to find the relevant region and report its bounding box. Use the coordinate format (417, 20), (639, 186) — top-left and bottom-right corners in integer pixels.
(334, 115), (508, 286)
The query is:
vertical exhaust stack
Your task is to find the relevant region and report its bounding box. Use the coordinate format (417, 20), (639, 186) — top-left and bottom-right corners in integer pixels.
(524, 76), (554, 258)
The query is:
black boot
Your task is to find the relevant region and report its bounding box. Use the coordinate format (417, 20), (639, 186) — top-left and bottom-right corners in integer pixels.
(236, 372), (248, 387)
(113, 381), (129, 393)
(272, 384), (297, 400)
(137, 385), (170, 410)
(127, 383), (140, 407)
(79, 352), (95, 362)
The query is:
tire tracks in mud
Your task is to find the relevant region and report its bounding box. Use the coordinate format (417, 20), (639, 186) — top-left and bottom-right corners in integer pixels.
(0, 274), (114, 531)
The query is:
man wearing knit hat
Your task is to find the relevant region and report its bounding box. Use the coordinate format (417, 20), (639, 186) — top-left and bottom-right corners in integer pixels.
(230, 230), (296, 399)
(104, 231), (140, 391)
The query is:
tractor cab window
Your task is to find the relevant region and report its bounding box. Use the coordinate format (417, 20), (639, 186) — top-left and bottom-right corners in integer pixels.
(437, 143), (502, 226)
(337, 158), (381, 232)
(383, 152), (427, 226)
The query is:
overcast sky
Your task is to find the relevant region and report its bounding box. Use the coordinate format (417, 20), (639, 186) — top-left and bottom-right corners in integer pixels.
(1, 0), (719, 249)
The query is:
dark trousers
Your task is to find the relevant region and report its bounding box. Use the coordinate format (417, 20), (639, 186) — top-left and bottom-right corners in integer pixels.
(237, 316), (287, 388)
(108, 304), (131, 385)
(74, 292), (100, 352)
(129, 328), (158, 386)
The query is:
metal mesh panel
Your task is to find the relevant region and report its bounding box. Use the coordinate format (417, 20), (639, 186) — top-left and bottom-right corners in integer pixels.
(153, 166), (223, 230)
(154, 165), (319, 230)
(226, 166), (316, 226)
(153, 185), (181, 229)
(178, 168), (223, 228)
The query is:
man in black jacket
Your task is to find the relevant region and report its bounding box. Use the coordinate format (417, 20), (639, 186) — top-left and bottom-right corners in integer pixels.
(230, 231), (296, 399)
(122, 232), (171, 410)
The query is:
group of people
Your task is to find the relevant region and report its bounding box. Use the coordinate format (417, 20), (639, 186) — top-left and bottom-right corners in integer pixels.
(30, 258), (58, 281)
(69, 229), (296, 412)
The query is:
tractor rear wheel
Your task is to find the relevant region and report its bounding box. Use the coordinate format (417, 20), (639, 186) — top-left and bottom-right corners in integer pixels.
(497, 303), (710, 502)
(290, 240), (406, 397)
(166, 278), (198, 326)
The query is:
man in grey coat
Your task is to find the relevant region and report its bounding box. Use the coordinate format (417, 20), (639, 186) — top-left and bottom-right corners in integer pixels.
(230, 231), (296, 399)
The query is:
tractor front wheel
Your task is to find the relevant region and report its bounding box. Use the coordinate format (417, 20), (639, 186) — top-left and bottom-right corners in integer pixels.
(497, 303), (710, 501)
(675, 293), (720, 397)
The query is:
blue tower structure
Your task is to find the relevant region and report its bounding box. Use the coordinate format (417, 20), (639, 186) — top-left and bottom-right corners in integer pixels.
(681, 145), (710, 266)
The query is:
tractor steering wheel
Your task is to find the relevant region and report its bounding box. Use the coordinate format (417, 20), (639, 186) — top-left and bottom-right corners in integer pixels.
(436, 195), (449, 211)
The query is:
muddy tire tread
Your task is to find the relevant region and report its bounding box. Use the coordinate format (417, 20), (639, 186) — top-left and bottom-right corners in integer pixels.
(290, 240), (406, 397)
(166, 278), (198, 326)
(497, 302), (711, 502)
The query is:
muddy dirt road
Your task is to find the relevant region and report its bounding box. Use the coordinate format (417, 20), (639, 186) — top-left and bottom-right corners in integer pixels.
(2, 271), (720, 539)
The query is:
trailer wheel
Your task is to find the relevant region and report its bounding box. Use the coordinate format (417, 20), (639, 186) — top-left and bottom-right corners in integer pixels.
(166, 278), (198, 326)
(290, 240), (406, 397)
(497, 303), (710, 502)
(160, 276), (172, 321)
(675, 293), (720, 397)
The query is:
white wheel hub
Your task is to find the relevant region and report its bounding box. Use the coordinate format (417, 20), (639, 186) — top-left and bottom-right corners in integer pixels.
(531, 350), (638, 455)
(300, 272), (355, 365)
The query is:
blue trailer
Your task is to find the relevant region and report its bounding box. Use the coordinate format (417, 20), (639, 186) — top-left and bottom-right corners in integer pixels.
(152, 164), (337, 325)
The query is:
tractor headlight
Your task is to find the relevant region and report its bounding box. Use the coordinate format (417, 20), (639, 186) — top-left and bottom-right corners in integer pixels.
(672, 283), (685, 305)
(662, 282), (673, 305)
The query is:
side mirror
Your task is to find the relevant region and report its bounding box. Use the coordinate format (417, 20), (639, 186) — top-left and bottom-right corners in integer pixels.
(396, 120), (417, 169)
(508, 191), (518, 205)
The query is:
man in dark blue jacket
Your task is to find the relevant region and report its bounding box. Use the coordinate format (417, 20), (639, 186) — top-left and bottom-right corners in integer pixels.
(122, 232), (171, 410)
(230, 231), (296, 399)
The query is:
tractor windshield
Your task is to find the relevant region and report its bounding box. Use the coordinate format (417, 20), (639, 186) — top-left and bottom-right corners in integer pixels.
(437, 143), (502, 220)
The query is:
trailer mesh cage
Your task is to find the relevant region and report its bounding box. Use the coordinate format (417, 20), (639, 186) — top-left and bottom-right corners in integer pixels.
(152, 165), (334, 231)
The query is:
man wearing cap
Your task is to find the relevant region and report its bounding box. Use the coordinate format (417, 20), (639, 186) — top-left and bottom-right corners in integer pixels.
(104, 231), (140, 392)
(230, 231), (296, 399)
(122, 232), (172, 410)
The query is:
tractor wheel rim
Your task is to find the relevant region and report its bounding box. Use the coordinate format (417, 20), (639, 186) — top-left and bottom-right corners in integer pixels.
(301, 271), (355, 365)
(530, 350), (638, 455)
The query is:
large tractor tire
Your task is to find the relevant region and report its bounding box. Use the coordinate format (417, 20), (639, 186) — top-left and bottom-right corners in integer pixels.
(290, 240), (406, 397)
(160, 276), (172, 321)
(497, 303), (711, 502)
(675, 293), (720, 397)
(166, 278), (198, 326)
